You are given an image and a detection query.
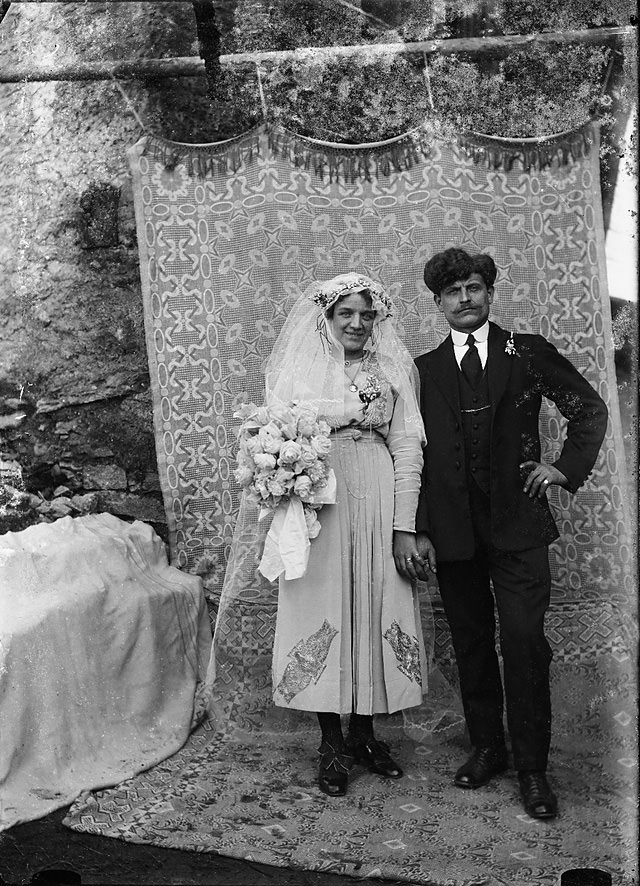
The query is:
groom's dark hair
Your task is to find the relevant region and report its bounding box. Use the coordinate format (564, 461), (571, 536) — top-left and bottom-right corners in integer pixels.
(424, 247), (497, 295)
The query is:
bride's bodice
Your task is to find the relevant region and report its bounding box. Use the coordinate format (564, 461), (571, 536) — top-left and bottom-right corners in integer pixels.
(321, 362), (423, 533)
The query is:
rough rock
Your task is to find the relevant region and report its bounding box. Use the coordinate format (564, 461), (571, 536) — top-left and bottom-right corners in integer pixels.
(0, 483), (33, 533)
(47, 497), (75, 518)
(0, 413), (26, 430)
(98, 492), (166, 524)
(70, 492), (101, 514)
(82, 464), (127, 491)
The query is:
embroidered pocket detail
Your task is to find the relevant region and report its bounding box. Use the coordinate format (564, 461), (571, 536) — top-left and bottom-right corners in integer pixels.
(383, 620), (422, 685)
(275, 619), (338, 702)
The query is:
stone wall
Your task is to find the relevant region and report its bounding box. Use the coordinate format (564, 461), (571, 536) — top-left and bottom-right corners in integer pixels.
(0, 3), (231, 536)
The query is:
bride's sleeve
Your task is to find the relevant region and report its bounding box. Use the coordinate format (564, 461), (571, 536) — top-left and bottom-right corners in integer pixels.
(386, 392), (423, 533)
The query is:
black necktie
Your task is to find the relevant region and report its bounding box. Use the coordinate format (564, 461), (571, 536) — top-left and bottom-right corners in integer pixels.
(460, 334), (482, 387)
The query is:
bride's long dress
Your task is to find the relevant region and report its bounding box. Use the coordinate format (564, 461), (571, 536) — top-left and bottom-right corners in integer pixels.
(271, 372), (428, 715)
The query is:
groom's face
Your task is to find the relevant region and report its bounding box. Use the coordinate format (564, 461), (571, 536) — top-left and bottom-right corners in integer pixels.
(434, 273), (494, 333)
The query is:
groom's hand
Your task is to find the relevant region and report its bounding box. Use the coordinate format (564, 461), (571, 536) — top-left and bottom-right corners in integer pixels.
(416, 532), (437, 575)
(520, 461), (569, 499)
(393, 530), (427, 581)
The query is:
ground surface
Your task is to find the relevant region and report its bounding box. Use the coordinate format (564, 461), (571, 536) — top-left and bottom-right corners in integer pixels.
(0, 808), (409, 886)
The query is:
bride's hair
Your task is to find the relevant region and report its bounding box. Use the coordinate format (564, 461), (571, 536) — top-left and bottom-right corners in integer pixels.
(325, 288), (372, 320)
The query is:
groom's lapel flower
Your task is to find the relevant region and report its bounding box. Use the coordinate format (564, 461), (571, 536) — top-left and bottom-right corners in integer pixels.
(504, 332), (517, 356)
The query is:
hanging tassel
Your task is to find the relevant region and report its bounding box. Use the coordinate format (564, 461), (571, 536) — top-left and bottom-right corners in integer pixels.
(459, 122), (595, 172)
(266, 122), (435, 184)
(142, 129), (262, 179)
(142, 120), (595, 182)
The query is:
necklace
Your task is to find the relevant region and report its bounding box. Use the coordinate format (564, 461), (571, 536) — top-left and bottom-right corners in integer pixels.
(344, 363), (362, 394)
(344, 360), (364, 393)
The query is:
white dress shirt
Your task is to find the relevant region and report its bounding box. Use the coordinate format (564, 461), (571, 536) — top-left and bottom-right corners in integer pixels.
(451, 321), (490, 370)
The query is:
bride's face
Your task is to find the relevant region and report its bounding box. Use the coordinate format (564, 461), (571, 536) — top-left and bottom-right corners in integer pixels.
(329, 291), (376, 358)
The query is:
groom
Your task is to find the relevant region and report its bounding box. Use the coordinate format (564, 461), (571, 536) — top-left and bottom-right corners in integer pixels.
(408, 247), (608, 819)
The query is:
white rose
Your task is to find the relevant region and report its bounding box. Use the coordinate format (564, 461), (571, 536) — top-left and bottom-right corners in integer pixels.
(234, 464), (254, 486)
(296, 415), (317, 437)
(274, 467), (295, 484)
(298, 445), (317, 467)
(258, 421), (283, 454)
(286, 422), (301, 440)
(294, 475), (313, 500)
(310, 435), (331, 456)
(279, 440), (303, 465)
(267, 478), (286, 497)
(306, 462), (326, 484)
(244, 435), (263, 456)
(254, 452), (277, 471)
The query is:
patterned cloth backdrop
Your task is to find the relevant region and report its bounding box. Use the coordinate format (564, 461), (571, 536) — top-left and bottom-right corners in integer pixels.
(127, 123), (634, 626)
(59, 124), (637, 884)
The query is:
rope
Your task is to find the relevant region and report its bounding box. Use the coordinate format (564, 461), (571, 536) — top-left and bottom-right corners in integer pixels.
(109, 74), (147, 132)
(422, 52), (435, 111)
(255, 64), (268, 119)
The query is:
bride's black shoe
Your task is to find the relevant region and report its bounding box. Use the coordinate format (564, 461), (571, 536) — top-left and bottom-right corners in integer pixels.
(346, 735), (403, 778)
(318, 740), (354, 796)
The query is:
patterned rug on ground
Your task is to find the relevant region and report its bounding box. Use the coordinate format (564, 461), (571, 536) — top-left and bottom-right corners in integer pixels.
(64, 613), (637, 886)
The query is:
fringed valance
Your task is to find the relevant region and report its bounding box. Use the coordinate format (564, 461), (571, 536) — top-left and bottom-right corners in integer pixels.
(459, 125), (596, 172)
(141, 121), (597, 182)
(144, 127), (262, 178)
(266, 125), (436, 183)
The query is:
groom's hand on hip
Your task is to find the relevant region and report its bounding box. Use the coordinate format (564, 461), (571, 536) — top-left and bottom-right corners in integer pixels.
(520, 461), (569, 499)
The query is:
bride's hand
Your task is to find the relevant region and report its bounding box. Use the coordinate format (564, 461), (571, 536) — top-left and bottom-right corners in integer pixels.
(393, 531), (428, 581)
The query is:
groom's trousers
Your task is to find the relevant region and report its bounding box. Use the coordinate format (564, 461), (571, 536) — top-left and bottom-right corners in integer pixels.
(435, 480), (553, 772)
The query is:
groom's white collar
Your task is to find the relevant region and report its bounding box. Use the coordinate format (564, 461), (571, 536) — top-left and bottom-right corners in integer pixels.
(451, 320), (490, 347)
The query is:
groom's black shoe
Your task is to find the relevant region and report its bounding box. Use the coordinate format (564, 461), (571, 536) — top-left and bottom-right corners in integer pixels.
(518, 771), (558, 819)
(454, 745), (508, 789)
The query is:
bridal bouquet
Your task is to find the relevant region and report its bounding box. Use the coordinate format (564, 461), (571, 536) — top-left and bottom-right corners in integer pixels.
(233, 401), (336, 581)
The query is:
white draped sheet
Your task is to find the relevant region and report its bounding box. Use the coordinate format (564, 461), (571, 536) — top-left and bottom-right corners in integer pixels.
(0, 513), (212, 831)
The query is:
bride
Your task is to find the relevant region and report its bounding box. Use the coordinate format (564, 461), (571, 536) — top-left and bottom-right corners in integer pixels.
(209, 272), (435, 798)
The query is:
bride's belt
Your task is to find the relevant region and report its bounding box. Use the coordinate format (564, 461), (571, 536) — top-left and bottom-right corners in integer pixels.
(331, 427), (386, 445)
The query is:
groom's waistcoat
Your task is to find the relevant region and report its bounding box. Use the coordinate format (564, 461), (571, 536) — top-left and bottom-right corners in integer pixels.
(458, 369), (491, 495)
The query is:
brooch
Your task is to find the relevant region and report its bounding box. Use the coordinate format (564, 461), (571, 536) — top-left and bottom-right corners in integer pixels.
(504, 333), (517, 356)
(358, 375), (382, 406)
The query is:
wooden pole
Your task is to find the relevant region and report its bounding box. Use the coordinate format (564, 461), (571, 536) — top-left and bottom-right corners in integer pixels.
(0, 26), (634, 83)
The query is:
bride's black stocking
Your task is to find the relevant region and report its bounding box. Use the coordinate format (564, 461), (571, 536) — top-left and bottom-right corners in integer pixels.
(317, 712), (345, 749)
(348, 713), (374, 739)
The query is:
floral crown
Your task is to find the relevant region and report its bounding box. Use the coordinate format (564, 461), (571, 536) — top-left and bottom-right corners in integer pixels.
(309, 273), (393, 318)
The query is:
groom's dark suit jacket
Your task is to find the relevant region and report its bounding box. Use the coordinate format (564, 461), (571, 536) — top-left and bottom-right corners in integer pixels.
(415, 322), (608, 561)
